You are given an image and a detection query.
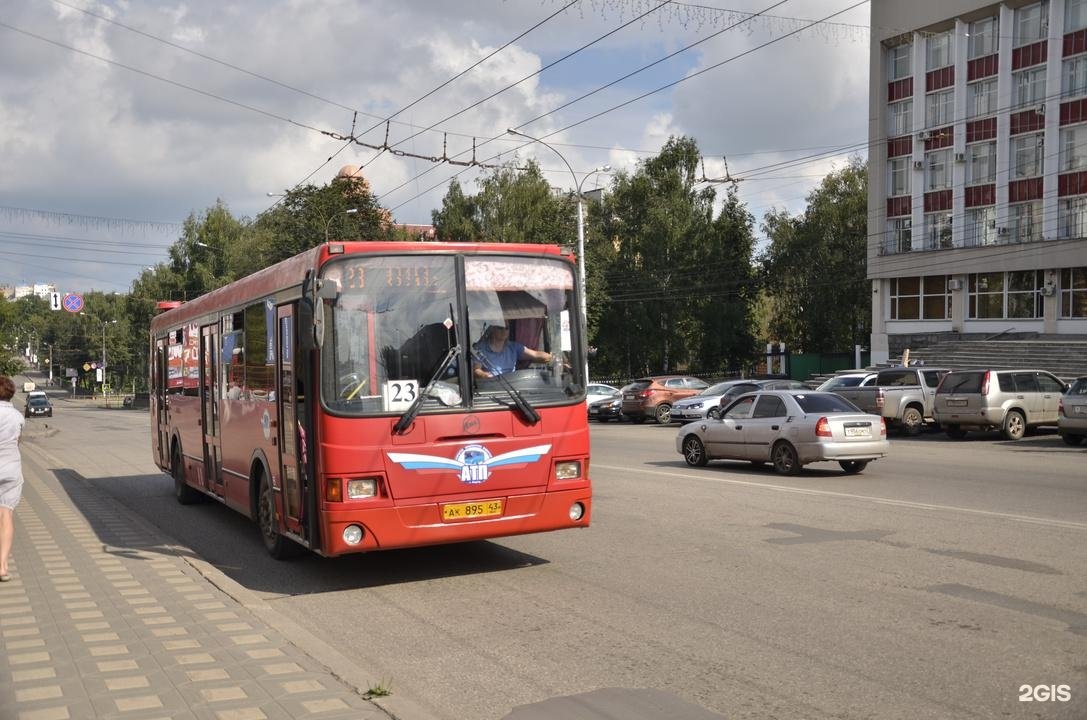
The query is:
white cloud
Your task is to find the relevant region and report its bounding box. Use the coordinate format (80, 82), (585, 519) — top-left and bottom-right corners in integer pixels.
(0, 0), (871, 291)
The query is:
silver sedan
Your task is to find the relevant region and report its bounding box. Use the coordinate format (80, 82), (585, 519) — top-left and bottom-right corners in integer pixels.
(676, 390), (890, 475)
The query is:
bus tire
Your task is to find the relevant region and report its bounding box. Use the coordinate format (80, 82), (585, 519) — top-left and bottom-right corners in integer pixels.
(172, 445), (202, 505)
(257, 471), (297, 560)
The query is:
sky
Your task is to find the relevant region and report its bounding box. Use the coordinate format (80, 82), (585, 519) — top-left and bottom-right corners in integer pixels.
(0, 0), (871, 295)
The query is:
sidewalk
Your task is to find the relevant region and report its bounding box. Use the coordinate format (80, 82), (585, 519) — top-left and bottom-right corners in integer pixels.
(0, 422), (396, 720)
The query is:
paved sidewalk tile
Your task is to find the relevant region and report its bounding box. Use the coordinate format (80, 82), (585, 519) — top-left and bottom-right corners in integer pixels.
(1, 441), (391, 720)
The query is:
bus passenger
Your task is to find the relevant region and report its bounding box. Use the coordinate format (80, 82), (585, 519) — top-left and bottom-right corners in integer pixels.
(473, 324), (551, 379)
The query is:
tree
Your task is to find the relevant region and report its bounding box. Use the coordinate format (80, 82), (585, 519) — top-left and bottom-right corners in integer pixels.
(432, 179), (481, 240)
(591, 136), (756, 376)
(761, 158), (869, 353)
(253, 176), (392, 263)
(432, 161), (572, 244)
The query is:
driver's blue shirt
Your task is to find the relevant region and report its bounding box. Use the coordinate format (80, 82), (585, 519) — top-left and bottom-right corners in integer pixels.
(474, 339), (525, 376)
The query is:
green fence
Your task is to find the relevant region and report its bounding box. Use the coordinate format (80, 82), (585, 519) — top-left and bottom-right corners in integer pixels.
(788, 352), (870, 381)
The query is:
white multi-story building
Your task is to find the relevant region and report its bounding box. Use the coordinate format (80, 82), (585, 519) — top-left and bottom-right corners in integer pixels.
(12, 283), (56, 300)
(869, 0), (1087, 362)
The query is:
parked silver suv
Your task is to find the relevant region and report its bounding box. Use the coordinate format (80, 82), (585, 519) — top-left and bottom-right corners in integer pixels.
(1058, 376), (1087, 446)
(933, 369), (1069, 440)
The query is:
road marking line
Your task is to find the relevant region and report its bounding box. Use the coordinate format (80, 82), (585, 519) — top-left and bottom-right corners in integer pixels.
(594, 463), (1087, 531)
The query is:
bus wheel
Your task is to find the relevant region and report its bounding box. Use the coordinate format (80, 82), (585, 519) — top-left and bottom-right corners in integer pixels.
(172, 446), (202, 505)
(258, 471), (296, 560)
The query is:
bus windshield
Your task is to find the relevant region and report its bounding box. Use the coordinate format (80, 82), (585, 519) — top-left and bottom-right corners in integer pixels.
(321, 253), (582, 416)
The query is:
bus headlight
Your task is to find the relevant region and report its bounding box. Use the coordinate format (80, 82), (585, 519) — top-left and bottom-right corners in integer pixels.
(569, 502), (585, 521)
(342, 524), (364, 545)
(347, 478), (378, 499)
(555, 461), (581, 480)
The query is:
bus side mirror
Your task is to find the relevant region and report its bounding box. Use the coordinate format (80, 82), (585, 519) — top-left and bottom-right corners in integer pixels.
(311, 278), (340, 348)
(315, 279), (340, 301)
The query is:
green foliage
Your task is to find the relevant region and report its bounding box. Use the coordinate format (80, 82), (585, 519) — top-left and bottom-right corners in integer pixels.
(432, 160), (573, 244)
(432, 179), (481, 240)
(761, 158), (869, 353)
(590, 136), (757, 376)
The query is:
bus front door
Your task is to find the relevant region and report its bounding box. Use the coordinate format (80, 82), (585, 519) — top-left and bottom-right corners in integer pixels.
(276, 305), (304, 534)
(154, 338), (169, 468)
(200, 324), (223, 493)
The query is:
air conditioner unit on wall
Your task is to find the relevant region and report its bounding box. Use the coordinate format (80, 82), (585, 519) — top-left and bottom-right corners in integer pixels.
(919, 131), (932, 141)
(948, 278), (963, 291)
(1041, 284), (1057, 297)
(913, 160), (924, 170)
(1035, 104), (1046, 115)
(954, 152), (965, 162)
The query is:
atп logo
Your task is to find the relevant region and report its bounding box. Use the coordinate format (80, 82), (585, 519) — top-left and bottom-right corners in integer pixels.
(455, 444), (492, 484)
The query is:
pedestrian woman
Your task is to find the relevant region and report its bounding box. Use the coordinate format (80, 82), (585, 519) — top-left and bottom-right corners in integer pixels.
(0, 375), (25, 582)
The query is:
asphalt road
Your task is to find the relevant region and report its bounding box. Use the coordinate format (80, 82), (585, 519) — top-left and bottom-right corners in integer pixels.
(20, 395), (1087, 720)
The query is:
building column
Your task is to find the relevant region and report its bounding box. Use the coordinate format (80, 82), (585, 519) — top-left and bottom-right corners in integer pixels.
(871, 278), (889, 364)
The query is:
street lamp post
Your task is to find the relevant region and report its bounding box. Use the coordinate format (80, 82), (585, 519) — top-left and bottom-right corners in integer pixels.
(506, 128), (609, 379)
(100, 320), (117, 396)
(325, 208), (359, 243)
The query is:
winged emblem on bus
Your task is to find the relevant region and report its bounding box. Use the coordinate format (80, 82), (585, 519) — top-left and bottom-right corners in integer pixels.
(387, 443), (552, 485)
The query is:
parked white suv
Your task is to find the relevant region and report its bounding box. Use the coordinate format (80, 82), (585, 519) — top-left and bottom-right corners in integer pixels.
(933, 369), (1068, 440)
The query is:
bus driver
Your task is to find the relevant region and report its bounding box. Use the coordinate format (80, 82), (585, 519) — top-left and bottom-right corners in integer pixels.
(473, 324), (552, 379)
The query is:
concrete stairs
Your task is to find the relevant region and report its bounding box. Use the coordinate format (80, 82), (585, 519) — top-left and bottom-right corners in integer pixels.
(894, 340), (1087, 382)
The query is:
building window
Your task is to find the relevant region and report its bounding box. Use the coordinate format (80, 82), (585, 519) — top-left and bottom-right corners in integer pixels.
(968, 272), (1042, 318)
(966, 141), (996, 185)
(888, 157), (911, 196)
(1011, 133), (1044, 178)
(890, 276), (921, 319)
(888, 99), (912, 136)
(1007, 271), (1044, 318)
(1060, 124), (1087, 172)
(1014, 1), (1049, 47)
(923, 212), (953, 250)
(969, 272), (1005, 318)
(926, 149), (952, 190)
(1064, 55), (1087, 99)
(886, 217), (912, 255)
(965, 206), (998, 247)
(967, 78), (997, 118)
(1010, 201), (1042, 243)
(926, 89), (954, 127)
(922, 276), (951, 319)
(968, 17), (998, 58)
(1068, 0), (1087, 32)
(892, 276), (950, 319)
(1014, 67), (1047, 108)
(1060, 267), (1087, 317)
(889, 43), (912, 81)
(927, 32), (952, 70)
(1059, 196), (1087, 238)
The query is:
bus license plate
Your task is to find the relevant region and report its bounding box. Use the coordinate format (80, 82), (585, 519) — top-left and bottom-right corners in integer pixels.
(442, 500), (503, 522)
(844, 427), (870, 437)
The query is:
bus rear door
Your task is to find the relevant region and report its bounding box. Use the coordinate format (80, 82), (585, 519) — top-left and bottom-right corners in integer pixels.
(200, 324), (223, 493)
(276, 304), (304, 535)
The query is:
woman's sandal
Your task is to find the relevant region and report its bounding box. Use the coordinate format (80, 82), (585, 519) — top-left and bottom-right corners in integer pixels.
(0, 574), (11, 582)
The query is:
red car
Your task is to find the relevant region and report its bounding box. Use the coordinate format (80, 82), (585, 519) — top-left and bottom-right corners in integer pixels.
(620, 375), (709, 424)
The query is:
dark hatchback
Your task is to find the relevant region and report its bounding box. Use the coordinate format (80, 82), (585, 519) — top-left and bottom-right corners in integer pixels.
(25, 394), (53, 417)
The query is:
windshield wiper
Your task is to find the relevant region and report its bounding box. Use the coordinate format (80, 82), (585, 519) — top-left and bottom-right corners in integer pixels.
(393, 344), (461, 435)
(470, 349), (541, 425)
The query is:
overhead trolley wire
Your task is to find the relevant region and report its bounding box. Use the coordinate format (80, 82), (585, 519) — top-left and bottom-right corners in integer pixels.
(384, 0), (870, 211)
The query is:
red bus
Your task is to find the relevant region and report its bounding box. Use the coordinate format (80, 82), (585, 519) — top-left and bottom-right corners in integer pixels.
(150, 241), (592, 558)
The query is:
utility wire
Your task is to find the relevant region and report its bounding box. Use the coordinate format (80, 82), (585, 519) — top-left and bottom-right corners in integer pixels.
(339, 1), (677, 168)
(384, 0), (870, 210)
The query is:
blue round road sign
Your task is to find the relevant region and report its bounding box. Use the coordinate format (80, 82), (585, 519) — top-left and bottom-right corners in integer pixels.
(63, 293), (84, 313)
